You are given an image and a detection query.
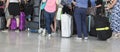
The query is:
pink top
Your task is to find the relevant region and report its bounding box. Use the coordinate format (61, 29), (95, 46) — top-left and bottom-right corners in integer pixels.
(44, 0), (56, 13)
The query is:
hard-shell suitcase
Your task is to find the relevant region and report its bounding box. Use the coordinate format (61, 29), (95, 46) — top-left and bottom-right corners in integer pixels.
(61, 14), (73, 37)
(27, 0), (43, 33)
(0, 16), (6, 30)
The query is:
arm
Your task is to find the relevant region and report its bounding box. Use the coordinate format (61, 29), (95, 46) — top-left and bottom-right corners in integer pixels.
(107, 0), (117, 9)
(56, 0), (59, 5)
(19, 0), (21, 2)
(5, 0), (9, 8)
(96, 0), (102, 8)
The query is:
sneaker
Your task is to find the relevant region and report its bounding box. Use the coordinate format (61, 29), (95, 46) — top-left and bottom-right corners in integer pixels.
(76, 37), (82, 40)
(41, 29), (46, 36)
(48, 34), (52, 37)
(112, 34), (119, 39)
(15, 30), (19, 32)
(28, 18), (31, 21)
(84, 37), (88, 40)
(51, 32), (56, 36)
(2, 29), (9, 32)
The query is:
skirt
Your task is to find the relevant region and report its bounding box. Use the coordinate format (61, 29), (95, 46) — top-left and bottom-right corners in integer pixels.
(8, 3), (20, 16)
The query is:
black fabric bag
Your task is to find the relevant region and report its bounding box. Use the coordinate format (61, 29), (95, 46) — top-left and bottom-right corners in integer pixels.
(95, 15), (112, 40)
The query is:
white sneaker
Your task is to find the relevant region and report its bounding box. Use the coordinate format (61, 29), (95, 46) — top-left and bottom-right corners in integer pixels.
(14, 29), (19, 32)
(48, 34), (52, 37)
(76, 37), (82, 40)
(84, 37), (88, 40)
(51, 32), (56, 36)
(2, 29), (8, 32)
(42, 29), (46, 36)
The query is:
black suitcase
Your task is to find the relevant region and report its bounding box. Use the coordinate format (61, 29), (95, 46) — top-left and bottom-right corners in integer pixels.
(0, 16), (6, 30)
(26, 21), (39, 33)
(26, 0), (43, 33)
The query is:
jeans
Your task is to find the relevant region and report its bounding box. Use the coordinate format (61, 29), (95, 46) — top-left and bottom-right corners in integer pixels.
(74, 7), (88, 38)
(44, 11), (55, 34)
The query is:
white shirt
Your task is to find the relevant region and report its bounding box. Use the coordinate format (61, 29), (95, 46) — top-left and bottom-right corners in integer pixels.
(10, 0), (19, 3)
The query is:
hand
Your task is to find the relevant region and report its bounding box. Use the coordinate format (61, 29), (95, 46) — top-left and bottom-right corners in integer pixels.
(105, 7), (110, 10)
(72, 1), (76, 6)
(42, 0), (46, 2)
(58, 4), (63, 8)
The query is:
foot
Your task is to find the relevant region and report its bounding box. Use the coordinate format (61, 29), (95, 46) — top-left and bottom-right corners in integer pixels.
(15, 29), (19, 32)
(76, 37), (82, 40)
(51, 32), (56, 36)
(2, 29), (9, 32)
(42, 29), (46, 36)
(28, 18), (31, 21)
(84, 37), (88, 40)
(48, 34), (52, 37)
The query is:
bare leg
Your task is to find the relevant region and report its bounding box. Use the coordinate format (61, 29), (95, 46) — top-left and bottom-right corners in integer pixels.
(51, 24), (54, 32)
(50, 17), (56, 32)
(15, 15), (20, 27)
(6, 15), (13, 27)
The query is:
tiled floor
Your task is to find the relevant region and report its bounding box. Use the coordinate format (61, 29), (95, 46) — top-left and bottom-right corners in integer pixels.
(0, 31), (120, 52)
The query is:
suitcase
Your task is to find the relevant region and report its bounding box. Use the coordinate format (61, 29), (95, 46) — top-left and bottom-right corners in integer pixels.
(61, 14), (72, 37)
(27, 21), (39, 33)
(95, 15), (112, 40)
(27, 0), (43, 33)
(0, 16), (6, 30)
(89, 15), (112, 40)
(10, 18), (17, 30)
(87, 15), (96, 37)
(33, 0), (41, 22)
(19, 12), (26, 31)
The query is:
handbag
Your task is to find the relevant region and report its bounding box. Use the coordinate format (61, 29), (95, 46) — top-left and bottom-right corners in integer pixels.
(40, 0), (47, 10)
(56, 7), (62, 20)
(87, 7), (96, 16)
(40, 2), (46, 10)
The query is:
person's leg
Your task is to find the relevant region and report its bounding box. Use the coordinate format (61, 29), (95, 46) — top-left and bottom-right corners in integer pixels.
(6, 15), (13, 28)
(74, 8), (82, 38)
(81, 8), (88, 38)
(51, 23), (54, 32)
(15, 15), (20, 28)
(51, 16), (56, 32)
(49, 12), (55, 34)
(44, 11), (51, 34)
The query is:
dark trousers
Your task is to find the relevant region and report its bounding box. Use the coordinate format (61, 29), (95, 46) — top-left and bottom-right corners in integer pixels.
(74, 7), (88, 37)
(44, 11), (55, 34)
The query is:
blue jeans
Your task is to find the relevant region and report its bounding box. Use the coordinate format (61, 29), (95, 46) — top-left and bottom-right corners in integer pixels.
(74, 7), (88, 38)
(44, 11), (55, 34)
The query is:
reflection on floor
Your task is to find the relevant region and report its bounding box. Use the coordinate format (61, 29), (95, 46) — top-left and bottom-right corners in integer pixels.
(0, 31), (120, 52)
